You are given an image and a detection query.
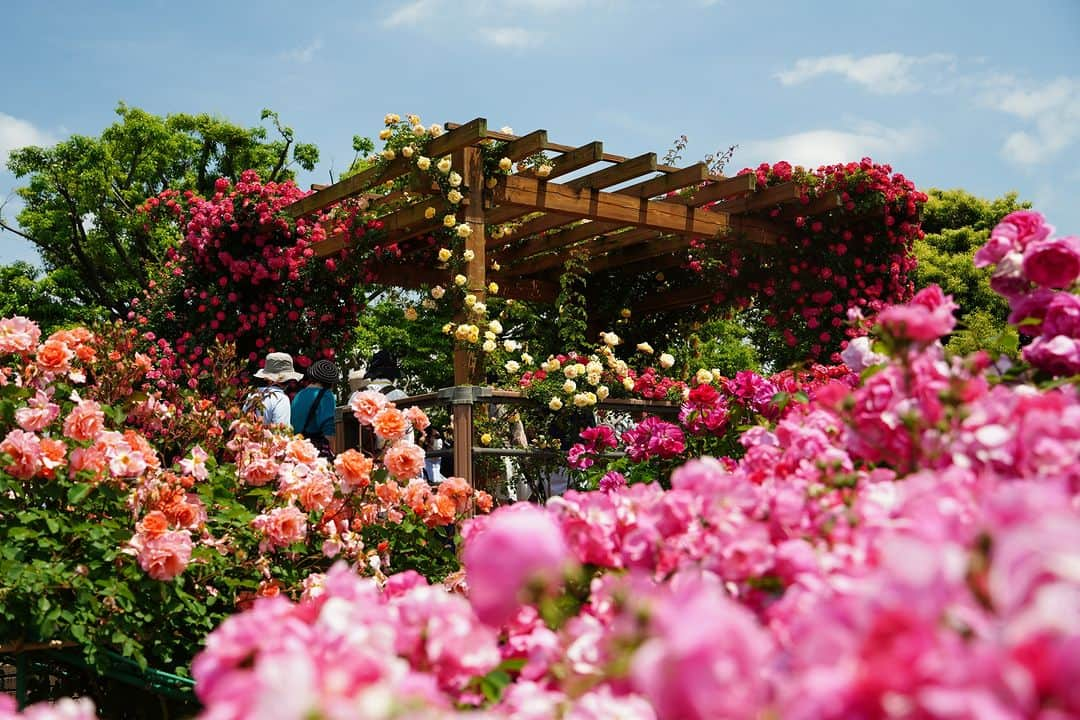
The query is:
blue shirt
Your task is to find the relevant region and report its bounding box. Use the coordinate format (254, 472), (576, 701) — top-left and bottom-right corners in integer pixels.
(291, 386), (337, 438)
(250, 386), (291, 429)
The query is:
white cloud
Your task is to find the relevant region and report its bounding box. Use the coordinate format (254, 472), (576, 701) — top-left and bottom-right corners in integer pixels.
(776, 53), (955, 95)
(383, 0), (441, 27)
(741, 123), (925, 168)
(480, 26), (543, 49)
(282, 38), (322, 64)
(0, 112), (54, 164)
(981, 75), (1080, 166)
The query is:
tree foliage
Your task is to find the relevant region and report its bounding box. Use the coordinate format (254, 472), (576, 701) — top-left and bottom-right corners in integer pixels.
(913, 188), (1029, 355)
(2, 104), (319, 318)
(0, 262), (102, 331)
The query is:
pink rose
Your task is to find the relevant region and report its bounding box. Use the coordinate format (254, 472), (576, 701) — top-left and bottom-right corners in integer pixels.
(1042, 292), (1080, 338)
(992, 209), (1053, 250)
(632, 574), (773, 720)
(1023, 236), (1080, 289)
(0, 429), (43, 480)
(1023, 335), (1080, 376)
(251, 505), (308, 552)
(15, 390), (61, 432)
(0, 315), (41, 354)
(463, 503), (572, 627)
(876, 284), (958, 342)
(63, 399), (105, 442)
(133, 529), (193, 581)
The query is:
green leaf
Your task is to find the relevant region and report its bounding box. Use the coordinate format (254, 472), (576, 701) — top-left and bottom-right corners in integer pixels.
(67, 483), (92, 504)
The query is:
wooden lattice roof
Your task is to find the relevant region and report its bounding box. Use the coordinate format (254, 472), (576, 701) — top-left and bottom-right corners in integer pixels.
(282, 118), (840, 310)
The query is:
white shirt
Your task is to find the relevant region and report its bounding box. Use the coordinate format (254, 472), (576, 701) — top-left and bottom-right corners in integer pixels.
(253, 386), (291, 429)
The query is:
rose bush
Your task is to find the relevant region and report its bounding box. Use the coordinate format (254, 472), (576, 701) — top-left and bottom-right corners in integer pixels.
(0, 316), (487, 690)
(127, 273), (1077, 719)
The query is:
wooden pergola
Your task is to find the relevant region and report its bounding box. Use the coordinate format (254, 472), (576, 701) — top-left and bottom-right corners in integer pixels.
(288, 118), (842, 484)
(283, 118), (839, 385)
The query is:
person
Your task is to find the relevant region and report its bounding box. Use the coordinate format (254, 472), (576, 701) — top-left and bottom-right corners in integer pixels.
(423, 427), (446, 484)
(363, 349), (407, 402)
(291, 359), (340, 458)
(250, 352), (303, 429)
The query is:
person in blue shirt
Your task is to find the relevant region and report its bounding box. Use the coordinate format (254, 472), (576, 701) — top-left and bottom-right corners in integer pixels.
(291, 359), (340, 458)
(250, 352), (303, 429)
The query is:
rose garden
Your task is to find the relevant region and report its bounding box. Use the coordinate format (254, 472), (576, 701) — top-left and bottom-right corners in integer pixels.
(1, 111), (1079, 719)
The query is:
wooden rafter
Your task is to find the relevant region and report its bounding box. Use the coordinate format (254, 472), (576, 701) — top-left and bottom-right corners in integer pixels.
(490, 174), (730, 238)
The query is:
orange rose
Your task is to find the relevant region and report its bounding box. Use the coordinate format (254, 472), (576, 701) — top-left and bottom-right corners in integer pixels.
(137, 510), (170, 538)
(425, 494), (457, 526)
(334, 449), (374, 490)
(286, 437), (319, 465)
(38, 438), (68, 478)
(475, 491), (494, 513)
(36, 340), (73, 373)
(375, 480), (402, 505)
(383, 442), (425, 480)
(403, 480), (433, 515)
(372, 407), (408, 442)
(75, 344), (96, 363)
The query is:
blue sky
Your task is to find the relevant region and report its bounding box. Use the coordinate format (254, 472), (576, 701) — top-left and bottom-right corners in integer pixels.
(2, 0), (1078, 265)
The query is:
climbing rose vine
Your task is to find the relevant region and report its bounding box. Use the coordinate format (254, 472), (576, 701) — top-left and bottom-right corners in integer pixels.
(139, 171), (375, 378)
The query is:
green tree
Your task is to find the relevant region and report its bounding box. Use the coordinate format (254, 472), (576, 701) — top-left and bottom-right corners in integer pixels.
(1, 104), (319, 318)
(0, 261), (103, 331)
(913, 188), (1029, 355)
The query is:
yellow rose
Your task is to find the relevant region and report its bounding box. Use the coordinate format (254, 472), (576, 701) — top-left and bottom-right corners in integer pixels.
(429, 124), (444, 137)
(407, 114), (421, 125)
(622, 376), (635, 391)
(464, 294), (477, 306)
(548, 397), (563, 411)
(537, 164), (553, 177)
(437, 248), (452, 262)
(456, 224), (473, 238)
(403, 307), (418, 321)
(383, 113), (396, 125)
(503, 340), (520, 352)
(521, 352), (533, 365)
(379, 128), (392, 140)
(443, 214), (457, 228)
(601, 331), (620, 346)
(492, 261), (501, 271)
(401, 146), (414, 158)
(636, 342), (654, 355)
(447, 189), (463, 204)
(442, 322), (453, 334)
(482, 340), (497, 352)
(695, 368), (714, 385)
(620, 308), (632, 318)
(562, 379), (577, 394)
(421, 298), (436, 309)
(412, 125), (426, 136)
(484, 330), (496, 341)
(454, 274), (467, 286)
(416, 156), (431, 171)
(425, 207), (437, 220)
(431, 285), (445, 299)
(480, 433), (492, 445)
(437, 157), (452, 174)
(597, 385), (610, 400)
(488, 319), (503, 334)
(448, 171), (463, 187)
(659, 353), (675, 369)
(504, 360), (520, 373)
(488, 281), (499, 294)
(462, 249), (475, 261)
(498, 157), (512, 171)
(381, 149), (396, 160)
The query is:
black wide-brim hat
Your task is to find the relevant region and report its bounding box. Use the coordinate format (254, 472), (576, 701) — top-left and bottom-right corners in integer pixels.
(308, 359), (341, 385)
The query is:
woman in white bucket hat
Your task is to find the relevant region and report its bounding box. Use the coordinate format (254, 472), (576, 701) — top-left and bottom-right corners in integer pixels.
(250, 352), (303, 429)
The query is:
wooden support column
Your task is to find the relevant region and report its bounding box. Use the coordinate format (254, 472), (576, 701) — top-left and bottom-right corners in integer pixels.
(452, 145), (488, 387)
(452, 400), (474, 484)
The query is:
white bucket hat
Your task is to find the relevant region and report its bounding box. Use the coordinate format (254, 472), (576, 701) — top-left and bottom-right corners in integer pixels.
(254, 352), (304, 383)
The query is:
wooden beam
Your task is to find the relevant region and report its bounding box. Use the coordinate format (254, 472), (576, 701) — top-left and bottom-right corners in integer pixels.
(563, 153), (657, 191)
(777, 191), (842, 219)
(713, 181), (799, 214)
(314, 199), (453, 257)
(524, 141), (604, 180)
(501, 129), (549, 161)
(620, 162), (710, 199)
(585, 235), (692, 273)
(490, 174), (730, 239)
(510, 227), (658, 275)
(283, 118), (488, 218)
(665, 174), (757, 207)
(635, 285), (717, 314)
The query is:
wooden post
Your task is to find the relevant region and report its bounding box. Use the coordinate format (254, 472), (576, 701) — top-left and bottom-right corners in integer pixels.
(452, 145), (487, 387)
(452, 400), (474, 483)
